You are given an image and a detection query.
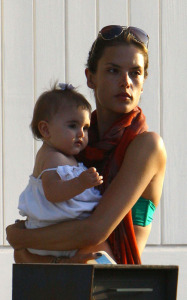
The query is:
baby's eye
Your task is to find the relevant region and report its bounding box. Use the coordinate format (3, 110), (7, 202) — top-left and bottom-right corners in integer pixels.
(68, 124), (76, 129)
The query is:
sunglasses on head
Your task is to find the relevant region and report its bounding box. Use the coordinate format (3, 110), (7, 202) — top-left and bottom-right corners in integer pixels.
(96, 25), (149, 48)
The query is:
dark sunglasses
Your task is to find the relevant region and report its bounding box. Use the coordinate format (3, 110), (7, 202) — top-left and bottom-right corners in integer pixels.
(99, 25), (149, 48)
(92, 25), (149, 53)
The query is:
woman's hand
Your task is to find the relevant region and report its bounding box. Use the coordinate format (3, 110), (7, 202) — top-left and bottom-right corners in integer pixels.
(64, 251), (98, 264)
(14, 248), (98, 264)
(6, 220), (26, 249)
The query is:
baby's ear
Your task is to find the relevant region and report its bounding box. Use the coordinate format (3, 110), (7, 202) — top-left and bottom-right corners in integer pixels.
(38, 121), (50, 139)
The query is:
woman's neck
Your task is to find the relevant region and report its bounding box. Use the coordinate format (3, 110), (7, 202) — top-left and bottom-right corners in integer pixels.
(96, 108), (123, 139)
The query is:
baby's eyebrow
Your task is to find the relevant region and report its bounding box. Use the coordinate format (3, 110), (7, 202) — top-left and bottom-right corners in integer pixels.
(66, 120), (78, 123)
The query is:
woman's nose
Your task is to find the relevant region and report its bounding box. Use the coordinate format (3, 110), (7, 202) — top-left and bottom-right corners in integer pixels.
(120, 72), (131, 87)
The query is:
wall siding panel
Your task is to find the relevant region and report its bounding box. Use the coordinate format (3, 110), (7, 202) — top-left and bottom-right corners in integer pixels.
(66, 0), (96, 106)
(34, 0), (65, 152)
(142, 246), (187, 300)
(0, 248), (14, 300)
(98, 0), (128, 29)
(3, 0), (34, 243)
(35, 0), (65, 97)
(0, 0), (3, 245)
(162, 0), (187, 244)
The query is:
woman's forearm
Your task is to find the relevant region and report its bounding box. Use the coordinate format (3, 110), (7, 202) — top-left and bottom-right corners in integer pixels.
(14, 249), (54, 263)
(14, 248), (100, 264)
(6, 219), (96, 251)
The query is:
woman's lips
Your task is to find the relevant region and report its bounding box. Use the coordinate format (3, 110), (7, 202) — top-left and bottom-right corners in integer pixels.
(115, 92), (132, 100)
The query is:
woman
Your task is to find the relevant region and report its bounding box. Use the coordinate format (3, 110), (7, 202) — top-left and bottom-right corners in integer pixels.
(6, 25), (166, 264)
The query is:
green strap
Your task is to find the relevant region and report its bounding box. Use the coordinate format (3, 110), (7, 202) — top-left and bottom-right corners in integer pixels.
(132, 197), (156, 227)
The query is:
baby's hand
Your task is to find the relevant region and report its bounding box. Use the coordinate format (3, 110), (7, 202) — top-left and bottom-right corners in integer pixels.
(78, 167), (103, 189)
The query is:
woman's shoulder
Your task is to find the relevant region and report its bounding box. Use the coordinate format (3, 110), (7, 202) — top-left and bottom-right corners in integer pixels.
(125, 131), (167, 166)
(133, 131), (165, 152)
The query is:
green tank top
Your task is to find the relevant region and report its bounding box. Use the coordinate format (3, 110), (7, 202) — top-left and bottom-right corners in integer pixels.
(132, 197), (156, 227)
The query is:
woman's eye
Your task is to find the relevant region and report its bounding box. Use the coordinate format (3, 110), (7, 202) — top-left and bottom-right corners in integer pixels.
(108, 68), (118, 74)
(130, 70), (141, 77)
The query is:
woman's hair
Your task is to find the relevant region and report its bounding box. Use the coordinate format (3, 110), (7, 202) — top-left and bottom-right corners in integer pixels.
(30, 83), (92, 140)
(87, 31), (149, 78)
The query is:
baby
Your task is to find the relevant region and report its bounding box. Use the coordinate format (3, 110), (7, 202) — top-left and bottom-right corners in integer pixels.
(18, 83), (106, 258)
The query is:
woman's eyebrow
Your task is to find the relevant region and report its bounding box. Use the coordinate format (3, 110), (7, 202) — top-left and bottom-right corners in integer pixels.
(130, 65), (143, 70)
(105, 62), (121, 68)
(105, 63), (143, 70)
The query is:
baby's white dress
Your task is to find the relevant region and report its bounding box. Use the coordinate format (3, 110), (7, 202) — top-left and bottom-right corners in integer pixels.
(18, 163), (101, 257)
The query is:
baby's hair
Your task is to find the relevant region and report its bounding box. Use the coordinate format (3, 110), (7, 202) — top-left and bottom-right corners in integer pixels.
(30, 82), (92, 140)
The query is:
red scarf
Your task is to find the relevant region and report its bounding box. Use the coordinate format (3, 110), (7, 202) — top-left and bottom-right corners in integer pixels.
(78, 106), (148, 264)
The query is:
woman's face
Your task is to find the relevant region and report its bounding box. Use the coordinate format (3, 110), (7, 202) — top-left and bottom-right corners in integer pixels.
(87, 44), (145, 118)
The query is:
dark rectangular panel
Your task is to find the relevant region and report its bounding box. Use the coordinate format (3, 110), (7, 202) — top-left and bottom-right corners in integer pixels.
(13, 264), (94, 300)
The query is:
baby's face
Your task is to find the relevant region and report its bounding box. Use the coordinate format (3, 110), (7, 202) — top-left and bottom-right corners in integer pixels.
(47, 106), (90, 156)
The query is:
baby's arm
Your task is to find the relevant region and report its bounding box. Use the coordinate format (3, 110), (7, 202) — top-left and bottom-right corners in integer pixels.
(42, 166), (103, 203)
(38, 149), (103, 203)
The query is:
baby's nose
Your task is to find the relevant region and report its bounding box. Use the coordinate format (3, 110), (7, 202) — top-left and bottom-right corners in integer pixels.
(77, 128), (84, 137)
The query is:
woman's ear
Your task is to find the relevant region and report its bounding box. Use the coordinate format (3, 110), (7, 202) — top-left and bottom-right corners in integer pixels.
(141, 79), (144, 94)
(38, 121), (50, 139)
(85, 68), (95, 89)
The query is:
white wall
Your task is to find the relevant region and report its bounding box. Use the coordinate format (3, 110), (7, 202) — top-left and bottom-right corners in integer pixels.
(0, 0), (186, 299)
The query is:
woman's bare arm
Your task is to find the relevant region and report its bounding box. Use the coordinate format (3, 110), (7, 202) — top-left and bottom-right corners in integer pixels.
(133, 224), (152, 256)
(6, 132), (166, 252)
(14, 248), (98, 264)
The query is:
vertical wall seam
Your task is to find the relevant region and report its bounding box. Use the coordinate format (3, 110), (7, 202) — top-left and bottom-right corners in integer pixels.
(159, 0), (163, 138)
(159, 0), (163, 245)
(33, 0), (36, 104)
(127, 0), (131, 26)
(96, 0), (99, 36)
(1, 0), (5, 244)
(33, 0), (37, 158)
(64, 0), (66, 82)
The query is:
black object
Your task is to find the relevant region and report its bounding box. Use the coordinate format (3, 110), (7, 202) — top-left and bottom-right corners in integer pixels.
(12, 264), (178, 300)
